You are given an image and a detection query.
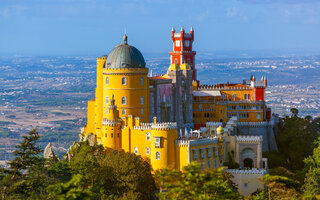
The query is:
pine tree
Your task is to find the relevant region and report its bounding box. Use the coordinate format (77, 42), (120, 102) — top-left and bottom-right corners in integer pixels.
(8, 128), (44, 179)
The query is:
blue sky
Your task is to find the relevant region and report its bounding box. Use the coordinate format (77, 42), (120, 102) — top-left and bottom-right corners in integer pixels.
(0, 0), (320, 56)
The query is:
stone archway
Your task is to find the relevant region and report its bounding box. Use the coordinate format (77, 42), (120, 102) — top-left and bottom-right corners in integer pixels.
(241, 148), (255, 169)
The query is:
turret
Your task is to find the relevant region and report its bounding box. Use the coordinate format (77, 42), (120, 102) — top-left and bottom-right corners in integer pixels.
(263, 76), (267, 87)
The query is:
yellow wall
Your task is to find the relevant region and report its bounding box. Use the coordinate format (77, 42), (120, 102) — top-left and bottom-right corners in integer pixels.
(85, 99), (96, 135)
(102, 67), (150, 122)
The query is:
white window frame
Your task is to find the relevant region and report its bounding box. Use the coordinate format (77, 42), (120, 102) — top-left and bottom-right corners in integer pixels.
(121, 96), (127, 105)
(106, 96), (109, 105)
(146, 147), (150, 155)
(156, 151), (160, 160)
(155, 137), (160, 148)
(175, 40), (180, 47)
(121, 77), (127, 85)
(146, 132), (150, 141)
(134, 147), (138, 155)
(106, 76), (109, 85)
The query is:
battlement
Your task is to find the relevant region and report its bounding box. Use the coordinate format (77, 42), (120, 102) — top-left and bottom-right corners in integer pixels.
(225, 169), (267, 175)
(236, 135), (263, 142)
(237, 122), (269, 127)
(97, 56), (107, 61)
(198, 85), (251, 90)
(133, 125), (152, 130)
(151, 122), (177, 130)
(206, 122), (223, 127)
(102, 118), (121, 126)
(176, 136), (219, 147)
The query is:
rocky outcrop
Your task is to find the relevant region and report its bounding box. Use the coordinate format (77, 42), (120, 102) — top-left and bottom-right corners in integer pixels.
(44, 143), (56, 159)
(82, 133), (97, 146)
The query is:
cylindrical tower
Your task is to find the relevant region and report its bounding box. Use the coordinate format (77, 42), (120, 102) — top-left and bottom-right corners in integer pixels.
(101, 35), (150, 122)
(150, 123), (178, 171)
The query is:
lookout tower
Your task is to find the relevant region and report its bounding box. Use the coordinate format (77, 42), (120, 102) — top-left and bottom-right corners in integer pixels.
(169, 26), (197, 81)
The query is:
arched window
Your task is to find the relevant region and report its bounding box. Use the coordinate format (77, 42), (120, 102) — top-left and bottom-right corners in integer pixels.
(257, 113), (261, 119)
(156, 152), (160, 160)
(146, 147), (150, 155)
(146, 132), (150, 141)
(222, 93), (226, 100)
(233, 94), (236, 100)
(134, 147), (138, 155)
(244, 94), (247, 100)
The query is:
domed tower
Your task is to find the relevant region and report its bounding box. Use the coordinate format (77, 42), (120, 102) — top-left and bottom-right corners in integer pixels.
(101, 35), (150, 123)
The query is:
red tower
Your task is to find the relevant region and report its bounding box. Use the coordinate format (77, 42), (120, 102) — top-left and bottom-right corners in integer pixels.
(169, 26), (197, 81)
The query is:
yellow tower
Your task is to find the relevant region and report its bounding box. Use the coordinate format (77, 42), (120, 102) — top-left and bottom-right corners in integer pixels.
(101, 94), (122, 149)
(102, 35), (149, 122)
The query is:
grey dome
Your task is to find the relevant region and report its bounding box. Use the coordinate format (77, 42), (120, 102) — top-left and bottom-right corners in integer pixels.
(105, 36), (146, 69)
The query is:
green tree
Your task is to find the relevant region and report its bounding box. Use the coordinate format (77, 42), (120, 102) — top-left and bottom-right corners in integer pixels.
(303, 137), (320, 198)
(155, 162), (242, 200)
(0, 129), (46, 199)
(247, 175), (301, 200)
(275, 112), (319, 171)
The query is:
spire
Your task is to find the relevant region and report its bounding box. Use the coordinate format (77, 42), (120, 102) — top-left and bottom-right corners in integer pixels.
(110, 94), (115, 105)
(171, 26), (175, 32)
(261, 76), (264, 81)
(123, 34), (128, 45)
(190, 26), (194, 32)
(181, 26), (184, 32)
(150, 69), (153, 77)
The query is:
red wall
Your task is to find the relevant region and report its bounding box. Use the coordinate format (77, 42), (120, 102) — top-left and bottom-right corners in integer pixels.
(255, 88), (264, 101)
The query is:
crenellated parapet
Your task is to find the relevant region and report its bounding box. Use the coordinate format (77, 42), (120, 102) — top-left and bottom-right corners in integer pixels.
(237, 122), (269, 127)
(102, 118), (122, 126)
(198, 85), (251, 90)
(236, 135), (263, 143)
(151, 122), (177, 130)
(225, 169), (267, 174)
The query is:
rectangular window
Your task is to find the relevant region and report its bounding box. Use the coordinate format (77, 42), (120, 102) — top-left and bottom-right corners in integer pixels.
(175, 40), (180, 47)
(122, 109), (126, 115)
(140, 96), (144, 105)
(155, 137), (160, 148)
(208, 148), (212, 158)
(215, 147), (218, 157)
(201, 149), (205, 159)
(194, 150), (198, 160)
(214, 160), (217, 168)
(141, 108), (144, 115)
(140, 77), (144, 85)
(121, 77), (127, 85)
(106, 76), (109, 85)
(121, 96), (127, 105)
(106, 96), (109, 105)
(184, 40), (190, 47)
